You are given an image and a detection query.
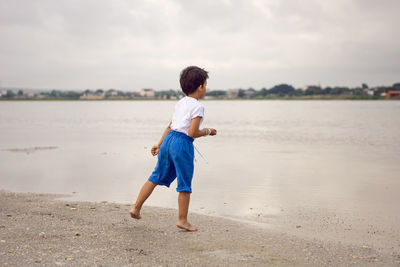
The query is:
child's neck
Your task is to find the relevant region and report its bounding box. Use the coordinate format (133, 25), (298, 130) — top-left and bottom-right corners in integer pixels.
(187, 93), (199, 100)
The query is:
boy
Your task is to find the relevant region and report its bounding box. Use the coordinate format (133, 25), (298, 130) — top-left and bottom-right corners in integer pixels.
(130, 66), (217, 232)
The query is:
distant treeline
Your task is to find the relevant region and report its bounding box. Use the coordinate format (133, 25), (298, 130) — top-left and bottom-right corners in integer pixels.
(205, 83), (400, 99)
(1, 82), (399, 100)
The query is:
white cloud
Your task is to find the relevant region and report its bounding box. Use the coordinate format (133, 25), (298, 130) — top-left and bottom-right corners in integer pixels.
(0, 0), (399, 90)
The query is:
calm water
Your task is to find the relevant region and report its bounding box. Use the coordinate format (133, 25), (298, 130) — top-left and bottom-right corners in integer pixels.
(1, 100), (400, 245)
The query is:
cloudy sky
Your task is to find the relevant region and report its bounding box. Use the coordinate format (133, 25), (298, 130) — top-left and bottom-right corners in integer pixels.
(0, 0), (399, 91)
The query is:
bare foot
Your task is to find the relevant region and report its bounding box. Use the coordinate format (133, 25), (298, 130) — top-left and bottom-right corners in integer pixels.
(176, 221), (197, 232)
(129, 205), (141, 219)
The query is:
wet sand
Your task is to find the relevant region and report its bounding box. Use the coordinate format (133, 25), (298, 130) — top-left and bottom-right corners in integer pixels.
(1, 191), (399, 266)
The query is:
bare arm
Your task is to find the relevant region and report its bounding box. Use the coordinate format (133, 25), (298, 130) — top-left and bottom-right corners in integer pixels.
(151, 121), (171, 156)
(188, 117), (217, 138)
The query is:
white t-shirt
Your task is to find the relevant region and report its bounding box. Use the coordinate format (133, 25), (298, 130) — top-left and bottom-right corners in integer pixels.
(171, 96), (204, 135)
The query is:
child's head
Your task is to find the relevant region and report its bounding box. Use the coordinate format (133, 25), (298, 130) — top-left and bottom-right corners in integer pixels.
(180, 66), (208, 96)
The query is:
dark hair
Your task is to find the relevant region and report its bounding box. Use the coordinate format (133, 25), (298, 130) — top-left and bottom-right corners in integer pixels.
(179, 66), (209, 95)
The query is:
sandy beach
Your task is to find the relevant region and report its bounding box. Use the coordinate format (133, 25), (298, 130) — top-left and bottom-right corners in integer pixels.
(1, 191), (399, 266)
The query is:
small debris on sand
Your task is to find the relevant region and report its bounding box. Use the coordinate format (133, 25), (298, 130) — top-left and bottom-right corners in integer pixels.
(4, 146), (58, 154)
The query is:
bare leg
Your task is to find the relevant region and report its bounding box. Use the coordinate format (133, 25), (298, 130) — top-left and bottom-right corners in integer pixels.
(176, 191), (197, 232)
(130, 180), (157, 219)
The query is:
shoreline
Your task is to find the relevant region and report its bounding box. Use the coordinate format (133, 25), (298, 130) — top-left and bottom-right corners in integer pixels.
(1, 190), (399, 266)
(0, 97), (398, 101)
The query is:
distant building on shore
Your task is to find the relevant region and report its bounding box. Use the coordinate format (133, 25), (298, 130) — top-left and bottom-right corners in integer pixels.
(80, 92), (105, 100)
(107, 89), (119, 97)
(139, 88), (155, 98)
(227, 89), (239, 98)
(24, 91), (36, 98)
(244, 89), (256, 98)
(365, 88), (376, 96)
(386, 91), (400, 99)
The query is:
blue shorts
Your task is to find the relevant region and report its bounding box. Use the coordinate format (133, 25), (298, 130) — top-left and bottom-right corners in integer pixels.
(148, 130), (194, 193)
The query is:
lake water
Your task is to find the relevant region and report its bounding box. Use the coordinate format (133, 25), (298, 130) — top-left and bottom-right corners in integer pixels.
(1, 100), (400, 248)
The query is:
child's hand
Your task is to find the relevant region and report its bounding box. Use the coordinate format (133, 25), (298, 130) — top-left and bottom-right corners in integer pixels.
(151, 145), (160, 156)
(209, 128), (217, 136)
